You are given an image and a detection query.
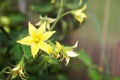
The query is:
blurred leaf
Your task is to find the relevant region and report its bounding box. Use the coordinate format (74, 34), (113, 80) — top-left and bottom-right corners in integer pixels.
(57, 74), (68, 80)
(0, 32), (7, 44)
(65, 0), (80, 9)
(21, 45), (32, 58)
(43, 55), (58, 64)
(31, 2), (53, 14)
(112, 77), (120, 80)
(11, 43), (23, 62)
(77, 49), (92, 66)
(9, 14), (26, 24)
(88, 68), (101, 80)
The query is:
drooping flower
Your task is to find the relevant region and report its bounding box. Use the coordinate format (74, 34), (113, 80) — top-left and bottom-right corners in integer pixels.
(36, 15), (56, 30)
(55, 41), (79, 65)
(17, 22), (55, 58)
(6, 61), (28, 80)
(72, 4), (87, 24)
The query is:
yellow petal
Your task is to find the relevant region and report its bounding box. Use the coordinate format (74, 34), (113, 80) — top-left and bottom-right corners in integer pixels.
(46, 44), (53, 54)
(66, 51), (79, 57)
(17, 36), (33, 46)
(31, 43), (40, 58)
(65, 57), (70, 65)
(29, 22), (37, 36)
(55, 41), (62, 52)
(35, 21), (42, 26)
(11, 73), (18, 79)
(37, 22), (46, 35)
(75, 15), (83, 23)
(38, 42), (49, 53)
(19, 69), (28, 79)
(81, 4), (86, 11)
(41, 31), (55, 41)
(46, 23), (50, 30)
(48, 18), (56, 23)
(39, 15), (44, 20)
(72, 41), (78, 48)
(72, 4), (86, 16)
(75, 12), (87, 23)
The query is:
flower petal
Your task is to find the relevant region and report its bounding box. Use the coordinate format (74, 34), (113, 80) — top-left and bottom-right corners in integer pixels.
(46, 23), (50, 30)
(31, 43), (40, 58)
(17, 36), (33, 46)
(48, 18), (56, 23)
(19, 69), (28, 80)
(66, 51), (79, 57)
(72, 41), (78, 48)
(65, 57), (70, 65)
(41, 31), (56, 41)
(35, 21), (42, 26)
(55, 41), (62, 53)
(29, 22), (37, 36)
(37, 22), (46, 35)
(39, 42), (49, 53)
(81, 4), (86, 11)
(75, 13), (87, 23)
(46, 44), (53, 54)
(75, 15), (82, 23)
(11, 72), (19, 79)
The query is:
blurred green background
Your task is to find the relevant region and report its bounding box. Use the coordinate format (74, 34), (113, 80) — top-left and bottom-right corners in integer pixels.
(0, 0), (120, 80)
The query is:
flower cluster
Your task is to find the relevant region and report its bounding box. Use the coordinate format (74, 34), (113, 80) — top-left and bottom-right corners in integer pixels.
(17, 0), (87, 65)
(14, 0), (87, 79)
(17, 18), (79, 65)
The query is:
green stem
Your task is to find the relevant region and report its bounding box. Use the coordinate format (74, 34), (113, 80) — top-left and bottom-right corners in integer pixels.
(5, 75), (12, 80)
(50, 0), (63, 30)
(89, 11), (110, 79)
(50, 11), (72, 30)
(0, 67), (11, 75)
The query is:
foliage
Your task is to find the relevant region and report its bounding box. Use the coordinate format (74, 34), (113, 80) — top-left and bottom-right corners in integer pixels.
(0, 0), (118, 80)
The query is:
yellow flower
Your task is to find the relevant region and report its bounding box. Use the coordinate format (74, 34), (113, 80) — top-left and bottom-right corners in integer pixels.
(72, 4), (87, 24)
(17, 22), (55, 58)
(51, 0), (55, 4)
(7, 61), (28, 80)
(55, 41), (79, 65)
(36, 15), (56, 30)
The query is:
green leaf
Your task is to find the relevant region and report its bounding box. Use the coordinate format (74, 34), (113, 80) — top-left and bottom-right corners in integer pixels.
(112, 77), (120, 80)
(9, 14), (26, 24)
(43, 55), (58, 64)
(77, 49), (92, 66)
(65, 0), (80, 9)
(31, 2), (53, 14)
(57, 74), (69, 80)
(11, 43), (23, 62)
(88, 68), (101, 80)
(21, 45), (32, 58)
